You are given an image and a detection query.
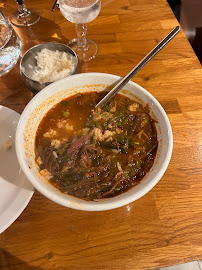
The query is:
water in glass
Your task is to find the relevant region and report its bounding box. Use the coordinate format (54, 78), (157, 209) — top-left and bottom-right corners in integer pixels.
(59, 0), (101, 24)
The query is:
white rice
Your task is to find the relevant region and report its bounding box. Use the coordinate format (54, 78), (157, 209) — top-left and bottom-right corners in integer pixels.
(30, 48), (76, 83)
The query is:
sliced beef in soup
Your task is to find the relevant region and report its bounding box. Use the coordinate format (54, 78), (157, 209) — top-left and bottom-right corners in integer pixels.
(35, 92), (158, 201)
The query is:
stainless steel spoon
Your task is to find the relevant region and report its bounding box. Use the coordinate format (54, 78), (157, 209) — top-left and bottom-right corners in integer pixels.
(95, 26), (180, 109)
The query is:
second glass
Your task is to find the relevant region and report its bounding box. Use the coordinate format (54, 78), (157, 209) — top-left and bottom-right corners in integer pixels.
(0, 9), (21, 76)
(58, 0), (101, 62)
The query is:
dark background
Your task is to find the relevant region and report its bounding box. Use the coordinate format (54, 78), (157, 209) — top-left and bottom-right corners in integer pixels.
(167, 0), (202, 64)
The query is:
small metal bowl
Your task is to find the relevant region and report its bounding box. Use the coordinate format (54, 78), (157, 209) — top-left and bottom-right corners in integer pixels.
(20, 42), (78, 94)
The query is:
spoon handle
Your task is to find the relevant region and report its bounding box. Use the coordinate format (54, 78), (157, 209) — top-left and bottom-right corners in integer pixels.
(95, 26), (180, 108)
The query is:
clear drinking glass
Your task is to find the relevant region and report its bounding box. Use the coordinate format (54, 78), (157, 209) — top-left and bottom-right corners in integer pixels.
(58, 0), (101, 62)
(0, 9), (21, 76)
(10, 0), (40, 27)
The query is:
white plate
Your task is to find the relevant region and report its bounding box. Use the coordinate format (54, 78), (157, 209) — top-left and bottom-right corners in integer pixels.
(0, 105), (34, 234)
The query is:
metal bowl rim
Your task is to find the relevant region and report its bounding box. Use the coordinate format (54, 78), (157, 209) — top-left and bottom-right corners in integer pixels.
(20, 42), (79, 84)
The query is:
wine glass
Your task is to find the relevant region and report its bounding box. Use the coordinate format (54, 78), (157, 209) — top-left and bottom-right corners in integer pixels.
(10, 0), (40, 27)
(0, 9), (21, 76)
(58, 0), (101, 62)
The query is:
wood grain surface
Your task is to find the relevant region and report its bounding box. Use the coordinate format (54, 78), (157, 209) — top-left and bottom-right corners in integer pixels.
(0, 0), (202, 269)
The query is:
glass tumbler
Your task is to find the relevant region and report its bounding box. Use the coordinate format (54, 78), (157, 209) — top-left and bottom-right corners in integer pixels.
(0, 9), (22, 77)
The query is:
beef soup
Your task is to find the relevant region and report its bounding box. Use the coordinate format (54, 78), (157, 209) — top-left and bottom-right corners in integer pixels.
(35, 92), (158, 201)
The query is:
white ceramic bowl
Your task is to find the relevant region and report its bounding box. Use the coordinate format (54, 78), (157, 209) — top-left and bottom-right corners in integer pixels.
(16, 73), (173, 211)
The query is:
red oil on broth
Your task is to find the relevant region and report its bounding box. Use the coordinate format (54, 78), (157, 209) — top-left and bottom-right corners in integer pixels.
(35, 92), (158, 201)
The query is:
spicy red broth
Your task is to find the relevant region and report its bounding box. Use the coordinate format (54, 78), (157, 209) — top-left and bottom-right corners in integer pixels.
(35, 92), (158, 201)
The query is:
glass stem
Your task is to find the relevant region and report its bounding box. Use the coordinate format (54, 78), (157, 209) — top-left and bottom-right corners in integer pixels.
(75, 24), (88, 49)
(16, 0), (30, 17)
(16, 0), (24, 5)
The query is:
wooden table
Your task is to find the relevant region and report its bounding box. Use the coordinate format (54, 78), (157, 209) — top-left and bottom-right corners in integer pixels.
(1, 0), (202, 269)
